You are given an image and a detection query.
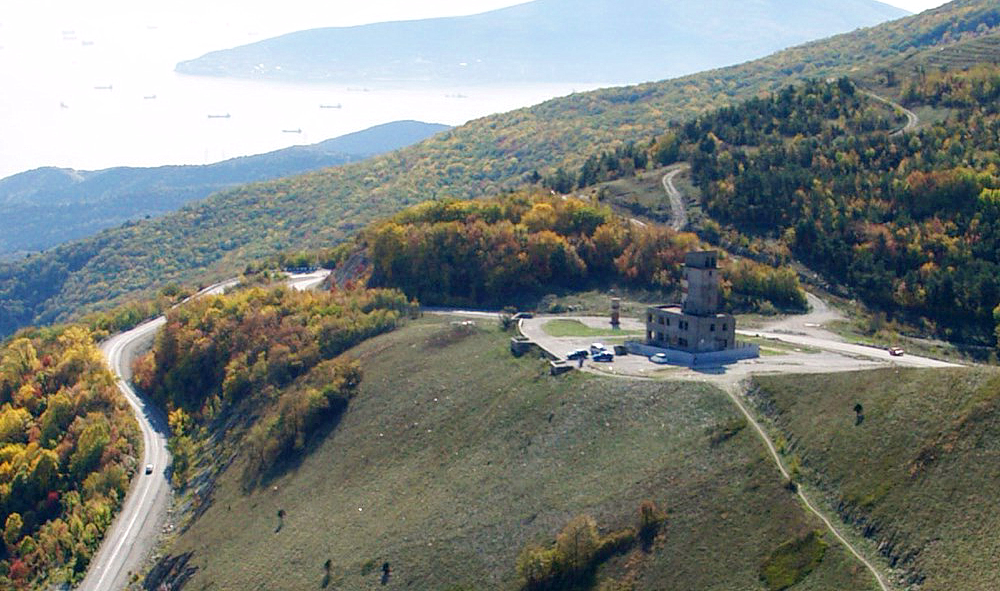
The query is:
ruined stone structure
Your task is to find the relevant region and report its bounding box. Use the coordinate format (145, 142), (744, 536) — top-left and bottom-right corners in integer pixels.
(645, 251), (736, 353)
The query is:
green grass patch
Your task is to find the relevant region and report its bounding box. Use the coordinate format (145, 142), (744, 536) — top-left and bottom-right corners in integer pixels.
(542, 318), (642, 338)
(760, 531), (828, 591)
(741, 336), (821, 356)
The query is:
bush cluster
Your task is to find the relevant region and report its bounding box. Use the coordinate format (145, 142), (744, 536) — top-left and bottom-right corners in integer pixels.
(516, 501), (665, 590)
(132, 285), (413, 484)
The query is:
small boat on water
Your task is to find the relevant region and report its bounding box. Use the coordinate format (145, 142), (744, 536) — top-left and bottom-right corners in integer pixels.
(282, 128), (302, 134)
(208, 113), (231, 119)
(319, 103), (342, 109)
(144, 95), (157, 100)
(94, 85), (113, 91)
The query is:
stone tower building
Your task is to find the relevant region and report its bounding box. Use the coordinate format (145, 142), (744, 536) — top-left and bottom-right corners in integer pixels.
(645, 251), (736, 353)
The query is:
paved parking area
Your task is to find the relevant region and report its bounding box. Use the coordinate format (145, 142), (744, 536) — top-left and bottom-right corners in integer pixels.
(518, 315), (956, 387)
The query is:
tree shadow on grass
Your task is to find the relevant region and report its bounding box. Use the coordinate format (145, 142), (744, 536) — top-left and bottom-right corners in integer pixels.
(240, 397), (349, 492)
(143, 551), (197, 590)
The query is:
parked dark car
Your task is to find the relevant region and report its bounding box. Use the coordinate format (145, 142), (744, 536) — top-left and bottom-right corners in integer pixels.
(566, 349), (589, 360)
(592, 351), (614, 362)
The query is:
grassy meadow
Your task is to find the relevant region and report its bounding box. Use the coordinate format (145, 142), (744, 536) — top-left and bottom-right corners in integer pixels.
(751, 368), (1000, 590)
(152, 316), (879, 590)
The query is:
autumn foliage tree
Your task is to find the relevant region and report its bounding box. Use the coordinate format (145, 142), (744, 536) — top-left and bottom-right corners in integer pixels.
(0, 326), (139, 589)
(361, 190), (804, 312)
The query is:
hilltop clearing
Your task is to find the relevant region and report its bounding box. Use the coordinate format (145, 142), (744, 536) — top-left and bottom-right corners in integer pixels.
(142, 316), (878, 590)
(176, 0), (907, 85)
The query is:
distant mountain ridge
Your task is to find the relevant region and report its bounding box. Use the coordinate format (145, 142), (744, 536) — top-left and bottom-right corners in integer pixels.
(2, 0), (995, 339)
(176, 0), (909, 85)
(0, 120), (448, 258)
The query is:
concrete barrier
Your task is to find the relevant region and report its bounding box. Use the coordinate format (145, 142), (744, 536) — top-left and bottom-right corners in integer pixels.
(549, 360), (575, 376)
(510, 336), (533, 357)
(510, 336), (557, 360)
(625, 340), (759, 366)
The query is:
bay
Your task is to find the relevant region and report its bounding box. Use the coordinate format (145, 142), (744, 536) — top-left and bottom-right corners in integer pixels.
(0, 1), (598, 179)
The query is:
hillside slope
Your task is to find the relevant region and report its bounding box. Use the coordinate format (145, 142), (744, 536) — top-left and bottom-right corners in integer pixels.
(0, 121), (448, 259)
(2, 0), (998, 338)
(750, 368), (1000, 590)
(177, 0), (907, 84)
(144, 318), (879, 590)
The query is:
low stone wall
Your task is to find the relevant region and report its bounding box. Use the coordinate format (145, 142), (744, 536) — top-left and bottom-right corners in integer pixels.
(510, 336), (557, 360)
(625, 340), (759, 366)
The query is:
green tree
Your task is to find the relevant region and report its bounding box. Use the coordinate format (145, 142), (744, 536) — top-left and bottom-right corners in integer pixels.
(69, 416), (111, 482)
(38, 392), (74, 446)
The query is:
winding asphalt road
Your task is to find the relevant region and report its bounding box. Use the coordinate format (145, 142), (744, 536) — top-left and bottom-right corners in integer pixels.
(78, 270), (329, 590)
(80, 318), (171, 591)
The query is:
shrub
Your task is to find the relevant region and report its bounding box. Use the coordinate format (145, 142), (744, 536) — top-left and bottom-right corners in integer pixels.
(759, 531), (828, 591)
(517, 507), (652, 590)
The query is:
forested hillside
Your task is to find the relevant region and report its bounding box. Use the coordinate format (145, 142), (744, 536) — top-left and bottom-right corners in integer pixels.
(0, 283), (414, 589)
(0, 121), (448, 259)
(685, 70), (1000, 343)
(357, 191), (806, 311)
(1, 0), (999, 339)
(0, 327), (140, 589)
(531, 68), (1000, 344)
(131, 286), (414, 486)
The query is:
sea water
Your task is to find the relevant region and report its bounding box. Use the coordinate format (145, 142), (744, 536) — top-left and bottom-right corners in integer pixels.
(0, 2), (604, 179)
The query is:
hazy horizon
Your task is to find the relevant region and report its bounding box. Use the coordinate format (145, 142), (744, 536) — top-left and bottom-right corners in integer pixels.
(0, 0), (947, 178)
